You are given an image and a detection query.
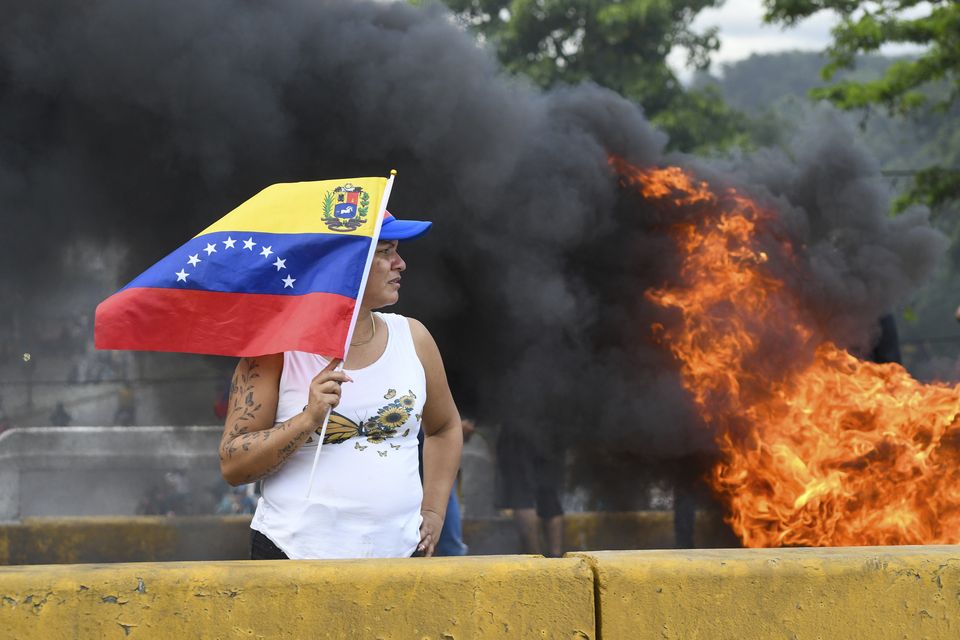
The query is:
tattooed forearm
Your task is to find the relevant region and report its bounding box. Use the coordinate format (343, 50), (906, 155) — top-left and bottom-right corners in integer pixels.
(226, 359), (263, 432)
(219, 415), (307, 478)
(260, 429), (311, 478)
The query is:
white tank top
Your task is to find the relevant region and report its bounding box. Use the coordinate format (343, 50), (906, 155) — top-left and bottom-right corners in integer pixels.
(251, 312), (426, 559)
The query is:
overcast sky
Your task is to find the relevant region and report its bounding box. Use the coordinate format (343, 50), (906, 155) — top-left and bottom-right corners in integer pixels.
(669, 0), (927, 79)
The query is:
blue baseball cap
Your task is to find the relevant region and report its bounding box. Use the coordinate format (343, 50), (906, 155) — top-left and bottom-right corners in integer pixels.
(379, 210), (432, 241)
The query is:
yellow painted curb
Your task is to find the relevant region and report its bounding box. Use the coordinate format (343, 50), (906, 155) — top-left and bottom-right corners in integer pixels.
(0, 556), (595, 639)
(574, 546), (960, 640)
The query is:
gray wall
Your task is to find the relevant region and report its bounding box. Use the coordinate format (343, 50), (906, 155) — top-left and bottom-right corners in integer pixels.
(0, 426), (223, 521)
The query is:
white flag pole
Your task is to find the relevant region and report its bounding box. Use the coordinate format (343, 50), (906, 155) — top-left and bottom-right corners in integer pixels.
(306, 171), (396, 499)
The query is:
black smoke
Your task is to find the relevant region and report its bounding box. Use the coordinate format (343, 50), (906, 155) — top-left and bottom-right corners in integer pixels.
(704, 113), (947, 355)
(0, 0), (947, 490)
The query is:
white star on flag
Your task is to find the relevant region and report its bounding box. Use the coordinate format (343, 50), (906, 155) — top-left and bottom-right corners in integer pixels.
(204, 243), (217, 255)
(273, 257), (286, 271)
(223, 236), (236, 249)
(260, 245), (274, 258)
(243, 237), (256, 250)
(175, 269), (189, 282)
(187, 254), (201, 267)
(282, 275), (296, 289)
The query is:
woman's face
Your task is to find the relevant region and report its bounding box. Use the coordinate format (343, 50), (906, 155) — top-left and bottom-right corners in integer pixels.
(361, 240), (405, 309)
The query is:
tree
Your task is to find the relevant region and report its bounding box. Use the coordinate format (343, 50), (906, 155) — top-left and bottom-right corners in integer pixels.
(436, 0), (749, 153)
(763, 0), (960, 209)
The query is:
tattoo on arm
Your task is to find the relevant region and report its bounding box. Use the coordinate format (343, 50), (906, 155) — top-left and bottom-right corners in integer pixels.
(220, 415), (309, 479)
(260, 428), (311, 478)
(226, 359), (263, 437)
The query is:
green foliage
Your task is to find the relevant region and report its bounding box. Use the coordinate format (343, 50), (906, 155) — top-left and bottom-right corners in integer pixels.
(763, 0), (960, 208)
(893, 166), (960, 213)
(437, 0), (747, 152)
(651, 85), (752, 153)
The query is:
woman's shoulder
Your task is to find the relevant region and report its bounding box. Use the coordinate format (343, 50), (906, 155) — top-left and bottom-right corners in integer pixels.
(376, 313), (433, 352)
(404, 317), (441, 363)
(404, 316), (430, 343)
(377, 312), (427, 335)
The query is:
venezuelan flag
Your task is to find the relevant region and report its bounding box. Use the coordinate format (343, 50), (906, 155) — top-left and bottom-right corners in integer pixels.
(95, 176), (392, 358)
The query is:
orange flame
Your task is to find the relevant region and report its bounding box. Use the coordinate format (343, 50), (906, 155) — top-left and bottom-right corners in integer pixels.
(613, 156), (960, 547)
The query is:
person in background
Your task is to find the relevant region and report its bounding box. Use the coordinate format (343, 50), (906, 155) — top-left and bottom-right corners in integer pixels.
(213, 378), (231, 421)
(434, 417), (476, 556)
(494, 426), (565, 557)
(215, 485), (257, 515)
(138, 471), (191, 516)
(49, 402), (72, 426)
(113, 382), (137, 425)
(871, 313), (901, 365)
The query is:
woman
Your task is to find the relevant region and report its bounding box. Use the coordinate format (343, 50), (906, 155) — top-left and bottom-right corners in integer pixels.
(218, 212), (462, 559)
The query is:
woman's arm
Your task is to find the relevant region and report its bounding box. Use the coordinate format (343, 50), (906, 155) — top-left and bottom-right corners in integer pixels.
(410, 318), (463, 556)
(218, 354), (350, 486)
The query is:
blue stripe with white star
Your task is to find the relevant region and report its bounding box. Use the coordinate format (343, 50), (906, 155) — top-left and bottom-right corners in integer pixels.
(123, 231), (372, 297)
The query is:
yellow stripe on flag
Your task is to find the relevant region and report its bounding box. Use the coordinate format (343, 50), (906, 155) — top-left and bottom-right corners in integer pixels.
(196, 177), (389, 237)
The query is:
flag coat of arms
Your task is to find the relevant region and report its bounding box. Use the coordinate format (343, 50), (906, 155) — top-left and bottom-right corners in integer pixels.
(95, 176), (392, 358)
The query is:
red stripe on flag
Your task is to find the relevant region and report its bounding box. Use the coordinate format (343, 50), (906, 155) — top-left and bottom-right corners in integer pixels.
(95, 287), (356, 358)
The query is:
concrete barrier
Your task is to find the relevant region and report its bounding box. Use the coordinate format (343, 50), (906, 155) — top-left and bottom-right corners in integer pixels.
(1, 512), (736, 565)
(0, 516), (252, 565)
(0, 426), (223, 520)
(577, 546), (960, 639)
(0, 556), (596, 639)
(4, 545), (960, 638)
